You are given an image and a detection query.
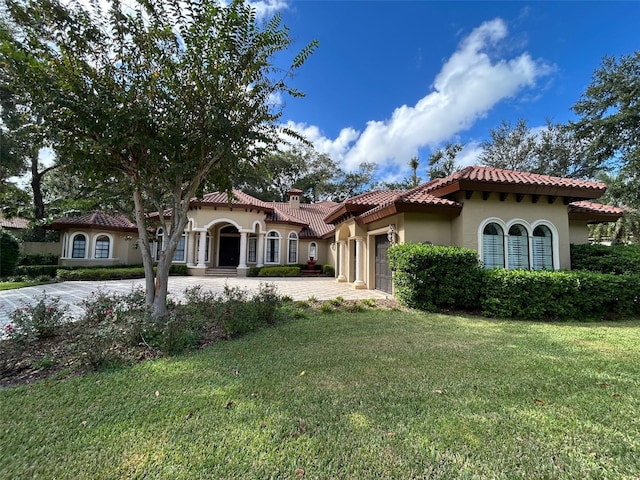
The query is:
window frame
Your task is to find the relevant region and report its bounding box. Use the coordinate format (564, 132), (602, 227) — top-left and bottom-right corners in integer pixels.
(93, 234), (112, 259)
(71, 233), (87, 259)
(287, 232), (298, 264)
(265, 231), (281, 264)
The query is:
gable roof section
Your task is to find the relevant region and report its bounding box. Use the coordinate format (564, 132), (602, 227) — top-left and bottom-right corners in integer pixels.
(324, 190), (403, 224)
(568, 201), (625, 223)
(50, 212), (138, 232)
(270, 201), (339, 238)
(425, 166), (607, 200)
(0, 217), (29, 229)
(190, 189), (274, 211)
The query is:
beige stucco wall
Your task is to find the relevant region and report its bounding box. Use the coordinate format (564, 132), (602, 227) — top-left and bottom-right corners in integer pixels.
(21, 241), (61, 256)
(569, 221), (590, 245)
(59, 228), (142, 267)
(451, 192), (572, 269)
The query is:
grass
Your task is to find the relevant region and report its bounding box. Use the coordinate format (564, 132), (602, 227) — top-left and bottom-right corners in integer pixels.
(1, 309), (640, 479)
(0, 280), (52, 291)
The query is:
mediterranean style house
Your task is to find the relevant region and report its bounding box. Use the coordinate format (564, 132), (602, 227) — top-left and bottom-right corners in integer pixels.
(49, 166), (624, 293)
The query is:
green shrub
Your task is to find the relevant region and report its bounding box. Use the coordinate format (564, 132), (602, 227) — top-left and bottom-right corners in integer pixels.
(19, 253), (58, 266)
(0, 231), (20, 276)
(258, 266), (300, 277)
(169, 264), (189, 275)
(14, 265), (59, 278)
(249, 266), (262, 276)
(571, 243), (640, 275)
(322, 264), (335, 276)
(388, 243), (483, 311)
(480, 269), (640, 321)
(8, 291), (68, 342)
(57, 267), (147, 281)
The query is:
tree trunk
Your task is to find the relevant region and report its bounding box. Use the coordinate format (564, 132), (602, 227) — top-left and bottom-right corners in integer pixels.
(30, 149), (46, 240)
(132, 188), (157, 310)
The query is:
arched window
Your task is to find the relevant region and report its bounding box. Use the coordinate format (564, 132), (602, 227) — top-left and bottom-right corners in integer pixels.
(309, 242), (318, 260)
(265, 231), (280, 264)
(482, 223), (504, 269)
(532, 225), (553, 270)
(508, 224), (530, 270)
(71, 234), (87, 259)
(94, 235), (111, 259)
(288, 232), (298, 264)
(247, 233), (257, 263)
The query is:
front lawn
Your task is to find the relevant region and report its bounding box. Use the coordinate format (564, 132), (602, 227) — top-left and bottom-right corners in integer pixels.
(1, 310), (639, 479)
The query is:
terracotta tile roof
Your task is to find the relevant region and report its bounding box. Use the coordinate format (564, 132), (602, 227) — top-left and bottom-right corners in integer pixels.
(568, 201), (625, 222)
(0, 217), (29, 229)
(425, 166), (607, 199)
(324, 190), (403, 224)
(270, 201), (339, 238)
(50, 212), (138, 232)
(195, 190), (273, 211)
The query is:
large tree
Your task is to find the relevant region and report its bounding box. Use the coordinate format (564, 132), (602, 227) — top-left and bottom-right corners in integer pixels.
(1, 0), (316, 316)
(428, 143), (463, 180)
(570, 52), (640, 175)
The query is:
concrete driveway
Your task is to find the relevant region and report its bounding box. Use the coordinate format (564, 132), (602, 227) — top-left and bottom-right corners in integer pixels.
(0, 276), (390, 329)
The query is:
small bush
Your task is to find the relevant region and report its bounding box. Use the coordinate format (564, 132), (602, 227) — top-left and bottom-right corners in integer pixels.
(169, 264), (189, 275)
(0, 231), (20, 276)
(249, 266), (262, 276)
(8, 291), (68, 342)
(14, 265), (59, 278)
(322, 264), (335, 276)
(388, 243), (483, 311)
(258, 266), (300, 277)
(57, 267), (146, 281)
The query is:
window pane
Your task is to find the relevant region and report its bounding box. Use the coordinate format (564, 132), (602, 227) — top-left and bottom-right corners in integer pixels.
(248, 235), (257, 263)
(72, 234), (86, 259)
(95, 235), (110, 259)
(288, 237), (297, 263)
(508, 225), (529, 269)
(482, 223), (504, 269)
(532, 226), (553, 270)
(173, 235), (186, 262)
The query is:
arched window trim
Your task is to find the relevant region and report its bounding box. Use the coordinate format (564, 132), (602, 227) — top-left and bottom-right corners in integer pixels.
(308, 242), (318, 261)
(93, 233), (113, 259)
(507, 223), (531, 270)
(71, 232), (88, 259)
(287, 232), (298, 264)
(481, 221), (505, 269)
(478, 218), (559, 271)
(265, 230), (281, 264)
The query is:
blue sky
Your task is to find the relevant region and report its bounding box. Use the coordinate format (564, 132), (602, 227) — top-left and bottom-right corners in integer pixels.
(257, 1), (640, 183)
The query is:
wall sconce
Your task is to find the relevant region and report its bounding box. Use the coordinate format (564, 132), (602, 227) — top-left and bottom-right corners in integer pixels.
(387, 224), (396, 244)
(330, 241), (337, 251)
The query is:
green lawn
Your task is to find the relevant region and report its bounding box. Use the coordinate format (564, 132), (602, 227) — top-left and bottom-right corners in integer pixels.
(2, 310), (639, 479)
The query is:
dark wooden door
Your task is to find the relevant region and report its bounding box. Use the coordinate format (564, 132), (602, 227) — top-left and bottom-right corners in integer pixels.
(219, 236), (240, 267)
(375, 234), (393, 293)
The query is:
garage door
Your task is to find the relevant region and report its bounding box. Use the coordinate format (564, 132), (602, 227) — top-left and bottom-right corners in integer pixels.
(375, 234), (393, 293)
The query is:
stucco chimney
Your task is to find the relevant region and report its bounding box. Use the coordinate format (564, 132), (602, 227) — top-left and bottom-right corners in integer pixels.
(288, 188), (303, 209)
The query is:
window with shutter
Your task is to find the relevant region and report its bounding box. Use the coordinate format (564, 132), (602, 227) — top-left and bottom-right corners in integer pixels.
(532, 225), (553, 270)
(482, 223), (505, 269)
(508, 224), (530, 269)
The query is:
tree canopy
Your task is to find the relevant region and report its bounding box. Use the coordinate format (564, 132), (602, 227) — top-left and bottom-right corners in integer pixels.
(0, 0), (317, 315)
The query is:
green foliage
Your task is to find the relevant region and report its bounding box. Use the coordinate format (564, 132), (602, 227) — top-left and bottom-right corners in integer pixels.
(18, 253), (59, 266)
(248, 266), (262, 276)
(8, 291), (68, 342)
(388, 243), (483, 311)
(257, 266), (300, 277)
(322, 264), (335, 276)
(169, 264), (189, 276)
(57, 268), (147, 281)
(14, 265), (59, 278)
(571, 243), (640, 274)
(481, 269), (640, 321)
(0, 230), (20, 276)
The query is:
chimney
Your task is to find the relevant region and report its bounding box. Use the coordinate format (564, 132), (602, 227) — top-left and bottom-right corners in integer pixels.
(287, 188), (303, 209)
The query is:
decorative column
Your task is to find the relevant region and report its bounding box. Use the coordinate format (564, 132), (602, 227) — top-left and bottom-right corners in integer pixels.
(337, 241), (346, 282)
(238, 232), (248, 271)
(187, 231), (196, 266)
(197, 231), (207, 267)
(256, 232), (265, 267)
(353, 237), (366, 289)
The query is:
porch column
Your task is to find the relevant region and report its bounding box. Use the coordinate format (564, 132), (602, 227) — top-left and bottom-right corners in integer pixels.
(197, 231), (207, 267)
(256, 232), (265, 267)
(337, 241), (346, 282)
(353, 237), (366, 289)
(238, 232), (248, 269)
(187, 231), (196, 266)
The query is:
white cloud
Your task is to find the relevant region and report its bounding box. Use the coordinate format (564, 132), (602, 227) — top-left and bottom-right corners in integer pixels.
(286, 18), (553, 174)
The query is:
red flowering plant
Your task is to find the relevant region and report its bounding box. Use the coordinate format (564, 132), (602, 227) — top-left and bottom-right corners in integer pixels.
(9, 291), (68, 342)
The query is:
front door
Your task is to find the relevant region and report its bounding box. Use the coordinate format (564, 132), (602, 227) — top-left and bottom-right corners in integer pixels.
(219, 236), (240, 267)
(375, 234), (393, 293)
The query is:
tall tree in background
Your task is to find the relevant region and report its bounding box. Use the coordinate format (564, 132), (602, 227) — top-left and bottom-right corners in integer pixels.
(408, 157), (421, 187)
(1, 0), (317, 317)
(478, 119), (538, 172)
(428, 143), (463, 180)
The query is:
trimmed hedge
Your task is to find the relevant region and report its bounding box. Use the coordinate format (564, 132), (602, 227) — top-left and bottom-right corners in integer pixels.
(571, 243), (640, 275)
(322, 264), (335, 276)
(18, 253), (58, 266)
(15, 265), (60, 278)
(388, 243), (483, 311)
(56, 264), (189, 281)
(257, 266), (301, 277)
(481, 269), (640, 321)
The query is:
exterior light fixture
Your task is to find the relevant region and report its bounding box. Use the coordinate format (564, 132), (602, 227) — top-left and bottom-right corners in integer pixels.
(387, 224), (396, 244)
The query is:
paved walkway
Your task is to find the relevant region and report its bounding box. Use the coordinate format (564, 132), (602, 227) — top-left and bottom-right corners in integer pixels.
(0, 276), (390, 329)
